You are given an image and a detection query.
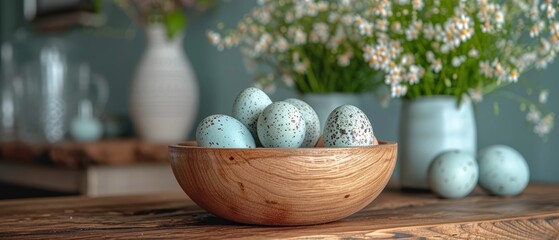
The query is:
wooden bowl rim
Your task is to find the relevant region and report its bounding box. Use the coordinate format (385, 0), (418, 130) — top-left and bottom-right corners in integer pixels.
(169, 140), (397, 151)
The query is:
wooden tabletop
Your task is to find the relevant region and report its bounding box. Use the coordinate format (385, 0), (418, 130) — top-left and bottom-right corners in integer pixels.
(1, 184), (558, 239)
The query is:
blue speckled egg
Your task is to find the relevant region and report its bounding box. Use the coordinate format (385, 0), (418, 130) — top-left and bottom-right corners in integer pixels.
(196, 114), (256, 148)
(477, 145), (530, 196)
(257, 101), (306, 148)
(283, 98), (320, 147)
(323, 105), (375, 147)
(232, 87), (272, 146)
(428, 150), (479, 199)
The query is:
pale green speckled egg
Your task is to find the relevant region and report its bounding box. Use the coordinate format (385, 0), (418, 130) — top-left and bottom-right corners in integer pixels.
(477, 145), (530, 196)
(323, 105), (375, 147)
(196, 114), (256, 148)
(428, 150), (479, 199)
(284, 98), (320, 147)
(257, 101), (306, 148)
(232, 87), (272, 146)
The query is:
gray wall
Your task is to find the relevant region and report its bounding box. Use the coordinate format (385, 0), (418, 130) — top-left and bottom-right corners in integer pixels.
(2, 1), (558, 183)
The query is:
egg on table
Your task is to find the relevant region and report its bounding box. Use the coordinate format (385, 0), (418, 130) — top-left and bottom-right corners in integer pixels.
(232, 87), (272, 145)
(428, 150), (479, 199)
(196, 114), (256, 148)
(323, 105), (375, 147)
(257, 101), (306, 148)
(477, 145), (530, 196)
(283, 98), (321, 147)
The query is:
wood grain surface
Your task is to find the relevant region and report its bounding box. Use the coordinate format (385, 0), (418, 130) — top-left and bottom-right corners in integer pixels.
(0, 184), (558, 239)
(169, 141), (397, 226)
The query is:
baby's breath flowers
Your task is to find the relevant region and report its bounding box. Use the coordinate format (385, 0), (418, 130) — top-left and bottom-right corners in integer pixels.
(207, 0), (381, 94)
(357, 0), (555, 137)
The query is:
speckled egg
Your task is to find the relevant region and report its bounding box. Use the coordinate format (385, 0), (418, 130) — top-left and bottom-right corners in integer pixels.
(477, 145), (530, 196)
(232, 87), (272, 146)
(323, 105), (375, 147)
(283, 98), (320, 147)
(428, 150), (479, 199)
(196, 114), (256, 148)
(257, 101), (306, 148)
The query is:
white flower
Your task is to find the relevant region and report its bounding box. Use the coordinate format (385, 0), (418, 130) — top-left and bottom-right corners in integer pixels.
(534, 114), (554, 137)
(432, 59), (442, 73)
(385, 72), (402, 85)
(317, 1), (329, 11)
(468, 88), (483, 103)
(302, 1), (319, 16)
(508, 70), (519, 82)
(539, 90), (549, 104)
(530, 6), (539, 21)
(294, 61), (308, 74)
(391, 84), (407, 97)
(492, 59), (506, 78)
(376, 18), (388, 32)
(274, 36), (289, 52)
(391, 22), (403, 33)
(285, 12), (295, 23)
(479, 60), (492, 77)
(207, 31), (222, 47)
(530, 21), (545, 38)
(327, 27), (345, 50)
(357, 18), (374, 36)
(451, 56), (466, 67)
(254, 33), (273, 54)
(408, 65), (421, 84)
(426, 51), (435, 63)
(341, 14), (353, 26)
(546, 5), (557, 19)
(390, 65), (403, 76)
(468, 48), (479, 58)
(456, 14), (471, 30)
(551, 22), (559, 34)
(401, 54), (415, 65)
(494, 10), (504, 26)
(374, 2), (391, 17)
(526, 106), (541, 123)
(481, 21), (492, 33)
(405, 20), (422, 40)
(423, 23), (436, 39)
(292, 28), (307, 44)
(412, 0), (424, 10)
(311, 22), (330, 43)
(338, 50), (353, 67)
(254, 9), (271, 24)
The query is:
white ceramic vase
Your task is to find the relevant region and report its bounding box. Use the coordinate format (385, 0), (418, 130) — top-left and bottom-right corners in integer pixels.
(301, 93), (360, 131)
(399, 96), (477, 190)
(130, 25), (199, 143)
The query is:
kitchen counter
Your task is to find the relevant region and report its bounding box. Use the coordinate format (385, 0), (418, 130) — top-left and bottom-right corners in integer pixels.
(1, 184), (558, 239)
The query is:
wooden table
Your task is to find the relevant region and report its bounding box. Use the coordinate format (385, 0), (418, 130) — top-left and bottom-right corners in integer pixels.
(1, 184), (558, 239)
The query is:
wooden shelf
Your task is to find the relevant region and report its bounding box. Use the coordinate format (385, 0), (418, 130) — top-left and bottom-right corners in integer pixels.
(0, 139), (168, 168)
(0, 139), (181, 196)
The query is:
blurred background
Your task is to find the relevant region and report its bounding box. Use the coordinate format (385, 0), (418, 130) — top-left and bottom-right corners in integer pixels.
(0, 0), (557, 199)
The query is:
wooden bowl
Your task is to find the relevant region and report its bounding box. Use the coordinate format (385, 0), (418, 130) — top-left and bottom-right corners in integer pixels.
(168, 141), (397, 226)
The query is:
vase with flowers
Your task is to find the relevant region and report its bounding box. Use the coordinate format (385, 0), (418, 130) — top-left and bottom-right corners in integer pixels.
(207, 0), (383, 129)
(118, 0), (213, 143)
(355, 0), (556, 189)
